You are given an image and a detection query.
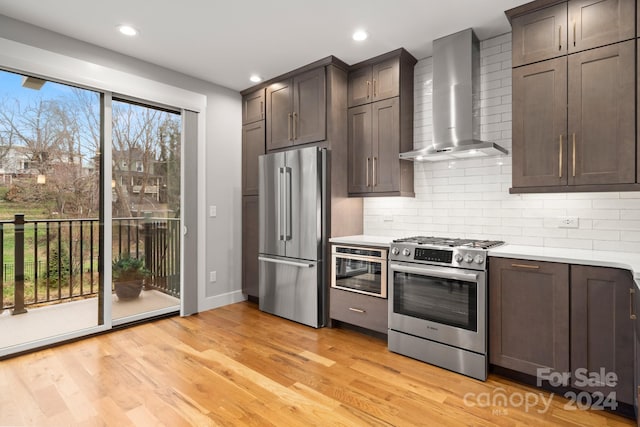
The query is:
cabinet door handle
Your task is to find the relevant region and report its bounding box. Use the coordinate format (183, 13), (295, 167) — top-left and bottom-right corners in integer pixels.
(558, 25), (562, 50)
(558, 135), (563, 178)
(630, 288), (637, 320)
(373, 79), (377, 97)
(260, 101), (264, 119)
(573, 22), (576, 47)
(511, 263), (540, 269)
(366, 80), (371, 99)
(372, 157), (377, 187)
(572, 133), (576, 177)
(348, 307), (365, 313)
(288, 113), (292, 141)
(293, 112), (297, 140)
(366, 157), (370, 187)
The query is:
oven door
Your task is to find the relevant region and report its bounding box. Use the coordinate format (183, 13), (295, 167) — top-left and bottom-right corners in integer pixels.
(388, 261), (486, 354)
(331, 252), (387, 298)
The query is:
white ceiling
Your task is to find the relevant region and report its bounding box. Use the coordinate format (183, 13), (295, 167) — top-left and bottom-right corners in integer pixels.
(0, 0), (530, 92)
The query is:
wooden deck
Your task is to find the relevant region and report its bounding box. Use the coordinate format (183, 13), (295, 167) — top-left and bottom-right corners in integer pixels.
(0, 301), (634, 426)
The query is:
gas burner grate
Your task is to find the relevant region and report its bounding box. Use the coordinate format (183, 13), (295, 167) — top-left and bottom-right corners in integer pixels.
(392, 236), (504, 250)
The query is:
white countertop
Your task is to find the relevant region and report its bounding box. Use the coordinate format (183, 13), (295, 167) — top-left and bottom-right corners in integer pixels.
(329, 235), (393, 247)
(489, 244), (640, 284)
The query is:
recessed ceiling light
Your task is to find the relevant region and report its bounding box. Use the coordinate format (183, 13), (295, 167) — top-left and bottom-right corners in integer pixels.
(352, 30), (368, 41)
(249, 75), (262, 83)
(117, 25), (139, 37)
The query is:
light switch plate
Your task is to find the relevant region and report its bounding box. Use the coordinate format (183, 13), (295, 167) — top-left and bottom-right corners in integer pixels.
(209, 205), (217, 217)
(209, 271), (217, 282)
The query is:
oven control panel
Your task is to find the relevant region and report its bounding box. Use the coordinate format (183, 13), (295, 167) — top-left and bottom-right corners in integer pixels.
(389, 244), (487, 270)
(414, 248), (452, 263)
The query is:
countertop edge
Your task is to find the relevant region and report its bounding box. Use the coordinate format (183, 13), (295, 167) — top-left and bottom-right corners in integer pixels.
(488, 245), (640, 284)
(329, 235), (393, 248)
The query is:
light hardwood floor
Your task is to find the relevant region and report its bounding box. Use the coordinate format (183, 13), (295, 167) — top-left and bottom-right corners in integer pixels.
(0, 301), (634, 426)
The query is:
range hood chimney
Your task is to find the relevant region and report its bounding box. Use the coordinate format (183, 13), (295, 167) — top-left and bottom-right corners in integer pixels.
(400, 28), (508, 162)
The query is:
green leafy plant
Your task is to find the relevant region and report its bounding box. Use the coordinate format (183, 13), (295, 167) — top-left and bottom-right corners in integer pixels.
(112, 255), (149, 282)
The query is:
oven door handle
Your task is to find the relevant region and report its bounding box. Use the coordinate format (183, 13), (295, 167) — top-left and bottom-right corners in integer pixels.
(333, 254), (383, 263)
(389, 263), (478, 282)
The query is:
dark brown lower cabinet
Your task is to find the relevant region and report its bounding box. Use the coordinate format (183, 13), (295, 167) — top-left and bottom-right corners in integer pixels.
(489, 258), (570, 376)
(490, 257), (636, 408)
(571, 265), (634, 405)
(330, 288), (387, 334)
(242, 196), (259, 298)
(635, 285), (640, 425)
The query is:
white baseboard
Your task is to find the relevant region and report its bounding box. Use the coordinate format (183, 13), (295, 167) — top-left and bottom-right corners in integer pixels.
(197, 290), (246, 313)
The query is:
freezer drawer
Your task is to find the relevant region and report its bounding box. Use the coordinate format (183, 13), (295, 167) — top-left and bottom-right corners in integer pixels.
(258, 255), (325, 328)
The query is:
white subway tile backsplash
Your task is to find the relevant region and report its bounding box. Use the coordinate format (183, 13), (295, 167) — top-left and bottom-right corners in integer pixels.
(593, 220), (640, 230)
(362, 33), (640, 250)
(619, 192), (640, 199)
(593, 240), (640, 253)
(593, 199), (640, 210)
(566, 229), (619, 241)
(544, 238), (593, 250)
(621, 211), (640, 220)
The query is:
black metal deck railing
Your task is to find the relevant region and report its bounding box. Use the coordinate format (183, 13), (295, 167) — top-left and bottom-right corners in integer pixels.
(1, 214), (180, 314)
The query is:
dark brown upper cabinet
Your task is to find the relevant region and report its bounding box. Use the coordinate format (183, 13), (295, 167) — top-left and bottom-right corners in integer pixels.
(511, 2), (568, 67)
(489, 257), (570, 376)
(348, 99), (404, 194)
(242, 121), (265, 196)
(347, 49), (416, 197)
(508, 0), (637, 193)
(571, 265), (634, 405)
(242, 89), (265, 125)
(512, 56), (568, 188)
(568, 0), (635, 54)
(637, 43), (640, 185)
(513, 41), (635, 189)
(348, 97), (413, 197)
(347, 104), (371, 194)
(509, 0), (635, 68)
(266, 67), (326, 151)
(348, 57), (400, 108)
(568, 41), (635, 186)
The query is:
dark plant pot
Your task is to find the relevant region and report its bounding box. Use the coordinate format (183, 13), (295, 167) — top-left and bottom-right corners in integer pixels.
(114, 280), (143, 300)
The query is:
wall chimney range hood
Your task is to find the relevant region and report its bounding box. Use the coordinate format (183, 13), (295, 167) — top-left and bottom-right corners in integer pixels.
(400, 28), (508, 162)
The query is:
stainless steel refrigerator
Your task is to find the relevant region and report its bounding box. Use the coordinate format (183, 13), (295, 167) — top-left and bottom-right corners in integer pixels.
(258, 146), (327, 328)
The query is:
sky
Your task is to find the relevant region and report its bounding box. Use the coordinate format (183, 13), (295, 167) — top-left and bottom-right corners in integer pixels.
(0, 67), (181, 171)
(0, 68), (95, 103)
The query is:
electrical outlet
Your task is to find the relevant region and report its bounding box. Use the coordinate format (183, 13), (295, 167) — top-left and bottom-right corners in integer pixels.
(209, 271), (217, 282)
(558, 216), (579, 229)
(383, 215), (393, 222)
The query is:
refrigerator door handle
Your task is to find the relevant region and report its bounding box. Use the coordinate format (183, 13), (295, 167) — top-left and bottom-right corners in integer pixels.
(285, 166), (292, 241)
(277, 167), (285, 241)
(258, 256), (314, 268)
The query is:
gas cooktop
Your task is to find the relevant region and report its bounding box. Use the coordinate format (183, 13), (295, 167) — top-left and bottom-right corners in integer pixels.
(392, 236), (504, 249)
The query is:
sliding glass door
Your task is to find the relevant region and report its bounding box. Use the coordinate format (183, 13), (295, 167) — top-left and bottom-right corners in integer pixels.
(0, 69), (103, 351)
(0, 68), (185, 354)
(111, 98), (181, 323)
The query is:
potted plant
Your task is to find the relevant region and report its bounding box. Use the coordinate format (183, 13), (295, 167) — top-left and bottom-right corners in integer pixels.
(112, 255), (150, 300)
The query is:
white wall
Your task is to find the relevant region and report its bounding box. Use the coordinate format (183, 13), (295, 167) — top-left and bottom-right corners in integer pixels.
(0, 15), (244, 311)
(364, 33), (640, 253)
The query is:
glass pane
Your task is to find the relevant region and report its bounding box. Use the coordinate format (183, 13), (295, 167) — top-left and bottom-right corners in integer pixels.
(111, 99), (180, 322)
(334, 258), (382, 295)
(393, 272), (477, 331)
(0, 69), (102, 352)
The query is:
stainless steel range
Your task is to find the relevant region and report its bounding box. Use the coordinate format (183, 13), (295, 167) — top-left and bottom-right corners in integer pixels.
(387, 236), (503, 381)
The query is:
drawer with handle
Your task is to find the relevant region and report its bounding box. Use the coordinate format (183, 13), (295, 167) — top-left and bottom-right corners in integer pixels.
(330, 288), (388, 334)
